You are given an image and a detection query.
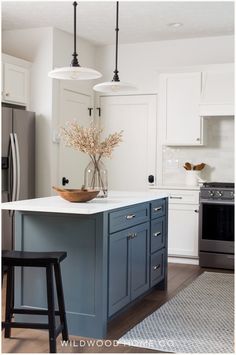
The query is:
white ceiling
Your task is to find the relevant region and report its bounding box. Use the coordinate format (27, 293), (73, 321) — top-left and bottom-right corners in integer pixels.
(2, 1), (234, 46)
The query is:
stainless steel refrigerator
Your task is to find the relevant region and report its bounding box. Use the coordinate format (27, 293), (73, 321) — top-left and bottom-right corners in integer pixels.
(1, 107), (35, 250)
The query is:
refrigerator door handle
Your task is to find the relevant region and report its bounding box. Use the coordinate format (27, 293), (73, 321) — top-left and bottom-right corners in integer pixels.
(14, 133), (21, 201)
(9, 133), (17, 217)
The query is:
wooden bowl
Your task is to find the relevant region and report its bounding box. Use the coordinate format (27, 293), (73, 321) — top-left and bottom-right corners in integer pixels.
(52, 187), (99, 202)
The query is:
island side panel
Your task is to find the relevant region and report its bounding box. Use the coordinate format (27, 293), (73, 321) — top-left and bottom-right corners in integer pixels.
(14, 211), (108, 338)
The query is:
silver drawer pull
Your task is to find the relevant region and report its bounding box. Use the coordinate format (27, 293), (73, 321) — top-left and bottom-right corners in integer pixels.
(153, 207), (162, 212)
(170, 196), (182, 200)
(126, 214), (135, 220)
(153, 264), (161, 270)
(128, 233), (137, 239)
(153, 231), (161, 237)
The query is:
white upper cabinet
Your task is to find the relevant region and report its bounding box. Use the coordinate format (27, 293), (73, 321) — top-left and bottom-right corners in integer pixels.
(2, 54), (31, 106)
(160, 72), (204, 146)
(199, 64), (234, 116)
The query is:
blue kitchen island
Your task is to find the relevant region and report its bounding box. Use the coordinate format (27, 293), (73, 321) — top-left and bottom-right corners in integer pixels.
(1, 191), (168, 338)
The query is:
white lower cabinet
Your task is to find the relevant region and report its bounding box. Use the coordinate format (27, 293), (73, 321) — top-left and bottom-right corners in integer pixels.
(155, 189), (199, 259)
(168, 204), (199, 258)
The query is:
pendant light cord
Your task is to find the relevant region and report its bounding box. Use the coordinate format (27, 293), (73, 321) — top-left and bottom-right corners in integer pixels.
(113, 2), (120, 82)
(71, 1), (80, 67)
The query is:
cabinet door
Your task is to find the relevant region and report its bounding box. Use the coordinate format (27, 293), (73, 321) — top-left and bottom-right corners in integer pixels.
(130, 223), (149, 301)
(200, 68), (234, 116)
(168, 204), (199, 257)
(108, 230), (130, 316)
(201, 70), (234, 105)
(163, 73), (202, 145)
(108, 222), (149, 316)
(3, 63), (28, 104)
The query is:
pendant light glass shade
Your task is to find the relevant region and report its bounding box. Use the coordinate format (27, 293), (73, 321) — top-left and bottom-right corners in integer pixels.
(48, 66), (102, 80)
(93, 81), (136, 93)
(93, 2), (136, 93)
(48, 2), (102, 81)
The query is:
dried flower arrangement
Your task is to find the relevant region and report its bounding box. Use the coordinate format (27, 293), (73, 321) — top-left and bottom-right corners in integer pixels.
(60, 120), (123, 196)
(61, 120), (123, 159)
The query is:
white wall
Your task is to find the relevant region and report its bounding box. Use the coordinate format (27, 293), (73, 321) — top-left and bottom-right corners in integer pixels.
(2, 27), (98, 196)
(95, 35), (234, 92)
(2, 28), (53, 197)
(163, 117), (234, 184)
(2, 30), (234, 193)
(51, 28), (98, 188)
(96, 35), (234, 186)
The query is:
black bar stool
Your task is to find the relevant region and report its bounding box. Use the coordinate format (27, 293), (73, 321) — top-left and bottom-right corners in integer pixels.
(2, 250), (69, 353)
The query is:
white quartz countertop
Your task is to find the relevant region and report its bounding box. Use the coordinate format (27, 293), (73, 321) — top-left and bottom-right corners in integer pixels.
(1, 191), (168, 215)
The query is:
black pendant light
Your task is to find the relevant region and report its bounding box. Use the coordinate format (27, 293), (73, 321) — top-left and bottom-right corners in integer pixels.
(93, 2), (136, 92)
(48, 2), (102, 80)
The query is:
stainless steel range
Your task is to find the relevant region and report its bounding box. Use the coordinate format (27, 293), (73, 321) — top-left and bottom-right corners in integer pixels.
(199, 182), (234, 270)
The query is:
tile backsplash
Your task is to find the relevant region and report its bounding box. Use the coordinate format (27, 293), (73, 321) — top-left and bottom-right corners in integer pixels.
(162, 117), (234, 185)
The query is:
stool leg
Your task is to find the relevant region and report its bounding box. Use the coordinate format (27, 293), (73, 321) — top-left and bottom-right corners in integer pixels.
(46, 265), (56, 353)
(54, 263), (69, 341)
(4, 266), (14, 338)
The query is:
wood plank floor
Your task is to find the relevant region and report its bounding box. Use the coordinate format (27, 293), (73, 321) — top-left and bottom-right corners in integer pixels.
(1, 263), (233, 353)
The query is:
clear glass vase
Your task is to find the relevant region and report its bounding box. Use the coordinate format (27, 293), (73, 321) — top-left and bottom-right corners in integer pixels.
(84, 159), (108, 198)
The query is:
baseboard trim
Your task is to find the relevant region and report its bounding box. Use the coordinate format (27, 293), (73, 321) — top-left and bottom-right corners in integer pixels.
(168, 256), (199, 265)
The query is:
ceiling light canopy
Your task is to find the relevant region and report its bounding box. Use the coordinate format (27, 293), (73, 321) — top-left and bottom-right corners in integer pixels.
(93, 2), (136, 93)
(48, 2), (102, 80)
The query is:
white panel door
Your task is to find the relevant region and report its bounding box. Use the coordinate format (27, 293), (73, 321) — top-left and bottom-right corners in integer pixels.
(58, 88), (92, 188)
(100, 95), (157, 191)
(168, 204), (199, 258)
(4, 63), (28, 104)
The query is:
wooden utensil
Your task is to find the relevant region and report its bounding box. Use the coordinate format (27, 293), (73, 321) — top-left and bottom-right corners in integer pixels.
(193, 163), (206, 171)
(184, 162), (192, 170)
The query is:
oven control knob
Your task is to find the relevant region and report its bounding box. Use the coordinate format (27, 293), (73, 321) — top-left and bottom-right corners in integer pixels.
(208, 190), (214, 197)
(216, 190), (223, 197)
(230, 191), (234, 198)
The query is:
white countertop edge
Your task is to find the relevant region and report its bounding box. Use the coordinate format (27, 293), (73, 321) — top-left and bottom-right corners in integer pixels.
(1, 191), (168, 215)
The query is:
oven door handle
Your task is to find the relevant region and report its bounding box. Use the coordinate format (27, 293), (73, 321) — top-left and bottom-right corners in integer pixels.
(200, 200), (234, 206)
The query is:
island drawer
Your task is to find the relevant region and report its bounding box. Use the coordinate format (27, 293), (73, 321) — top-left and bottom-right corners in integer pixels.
(151, 199), (166, 219)
(150, 249), (165, 287)
(151, 217), (166, 253)
(109, 203), (149, 234)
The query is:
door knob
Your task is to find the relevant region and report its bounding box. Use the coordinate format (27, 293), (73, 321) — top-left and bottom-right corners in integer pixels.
(148, 175), (154, 183)
(62, 177), (69, 186)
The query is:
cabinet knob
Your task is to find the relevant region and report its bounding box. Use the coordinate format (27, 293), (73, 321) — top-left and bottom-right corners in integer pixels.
(194, 209), (199, 213)
(153, 231), (161, 237)
(196, 138), (200, 141)
(128, 233), (137, 239)
(153, 206), (162, 212)
(5, 92), (10, 97)
(126, 214), (135, 220)
(153, 264), (160, 270)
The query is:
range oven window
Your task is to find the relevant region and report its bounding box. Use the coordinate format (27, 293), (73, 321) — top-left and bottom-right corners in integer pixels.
(202, 203), (234, 242)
